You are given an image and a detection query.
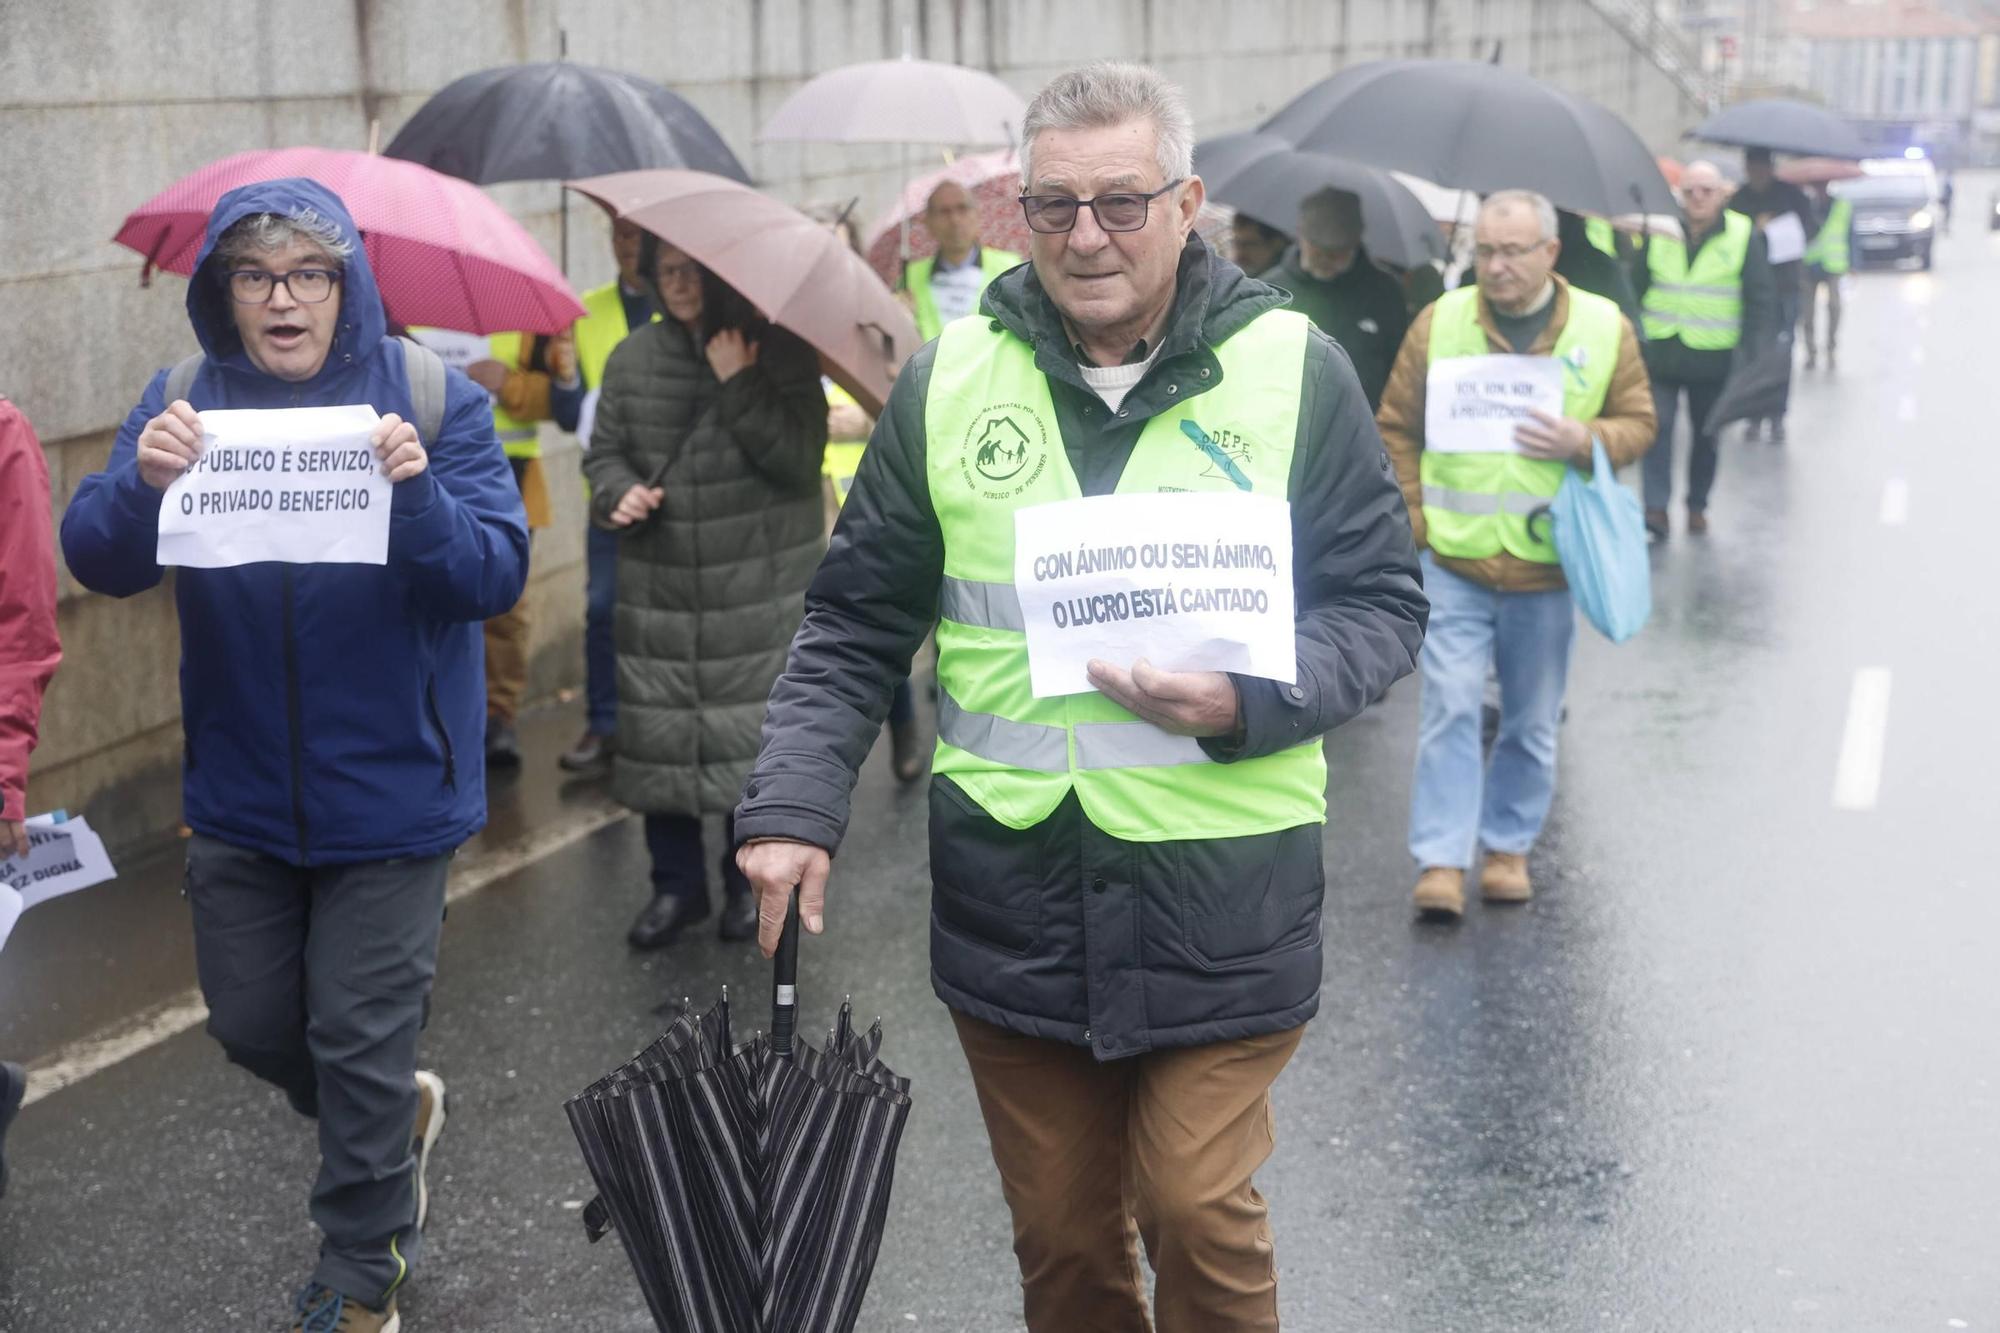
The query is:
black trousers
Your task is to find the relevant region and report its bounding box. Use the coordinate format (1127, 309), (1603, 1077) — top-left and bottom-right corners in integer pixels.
(644, 812), (751, 904)
(185, 835), (449, 1306)
(1643, 376), (1729, 514)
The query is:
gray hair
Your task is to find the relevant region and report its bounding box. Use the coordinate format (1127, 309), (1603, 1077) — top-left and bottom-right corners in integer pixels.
(1480, 189), (1558, 242)
(214, 207), (354, 269)
(1019, 61), (1194, 188)
(1298, 187), (1364, 249)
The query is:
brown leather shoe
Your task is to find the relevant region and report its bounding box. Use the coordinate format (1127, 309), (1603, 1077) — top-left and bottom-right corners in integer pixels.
(1644, 507), (1669, 541)
(1686, 510), (1709, 536)
(1480, 851), (1533, 902)
(890, 718), (928, 784)
(1412, 867), (1465, 918)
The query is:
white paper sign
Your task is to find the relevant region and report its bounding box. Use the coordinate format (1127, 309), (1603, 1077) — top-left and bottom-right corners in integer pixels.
(1013, 492), (1296, 698)
(1763, 211), (1807, 264)
(407, 327), (492, 374)
(0, 815), (118, 954)
(576, 387), (601, 450)
(1423, 354), (1564, 455)
(156, 406), (392, 568)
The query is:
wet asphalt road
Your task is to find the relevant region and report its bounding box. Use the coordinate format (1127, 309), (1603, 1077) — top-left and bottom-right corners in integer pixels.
(3, 183), (1996, 1333)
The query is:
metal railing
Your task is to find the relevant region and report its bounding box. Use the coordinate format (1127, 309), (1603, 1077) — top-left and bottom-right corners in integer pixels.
(1585, 0), (1724, 114)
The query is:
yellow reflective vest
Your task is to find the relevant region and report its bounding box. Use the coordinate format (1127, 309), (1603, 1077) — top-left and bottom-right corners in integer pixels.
(1805, 198), (1852, 276)
(1642, 211), (1753, 351)
(1420, 285), (1622, 566)
(907, 248), (1021, 342)
(923, 308), (1326, 842)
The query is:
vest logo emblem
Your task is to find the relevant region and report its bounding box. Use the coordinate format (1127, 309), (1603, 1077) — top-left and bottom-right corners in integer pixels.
(974, 416), (1033, 481)
(961, 401), (1050, 498)
(1181, 421), (1253, 491)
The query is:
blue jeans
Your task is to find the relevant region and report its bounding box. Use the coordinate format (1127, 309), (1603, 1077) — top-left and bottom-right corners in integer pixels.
(1408, 554), (1576, 869)
(585, 524), (618, 736)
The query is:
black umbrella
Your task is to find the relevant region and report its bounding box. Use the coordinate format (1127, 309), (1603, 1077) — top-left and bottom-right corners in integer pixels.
(1690, 98), (1870, 161)
(385, 61), (748, 185)
(1259, 59), (1679, 219)
(1193, 132), (1445, 269)
(567, 898), (913, 1332)
(386, 60), (748, 271)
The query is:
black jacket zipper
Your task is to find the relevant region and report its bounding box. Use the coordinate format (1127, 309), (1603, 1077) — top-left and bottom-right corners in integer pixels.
(424, 676), (458, 790)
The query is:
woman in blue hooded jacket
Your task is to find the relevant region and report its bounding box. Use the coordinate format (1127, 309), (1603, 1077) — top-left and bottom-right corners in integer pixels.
(61, 178), (526, 1333)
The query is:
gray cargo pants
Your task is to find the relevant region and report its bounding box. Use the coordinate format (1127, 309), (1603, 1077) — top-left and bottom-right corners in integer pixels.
(184, 834), (450, 1306)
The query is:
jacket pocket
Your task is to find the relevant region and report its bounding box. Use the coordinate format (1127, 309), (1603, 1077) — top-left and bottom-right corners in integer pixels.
(928, 776), (1043, 957)
(1177, 823), (1325, 970)
(423, 676), (457, 790)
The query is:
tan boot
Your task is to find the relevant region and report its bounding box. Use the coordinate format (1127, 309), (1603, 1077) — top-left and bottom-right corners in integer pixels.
(1480, 851), (1533, 902)
(1412, 867), (1465, 918)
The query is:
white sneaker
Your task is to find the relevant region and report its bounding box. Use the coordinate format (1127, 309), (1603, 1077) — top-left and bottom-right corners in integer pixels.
(412, 1069), (447, 1231)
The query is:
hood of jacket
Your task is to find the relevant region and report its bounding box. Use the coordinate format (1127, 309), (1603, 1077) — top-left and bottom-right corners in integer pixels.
(187, 177), (387, 382)
(978, 232), (1287, 379)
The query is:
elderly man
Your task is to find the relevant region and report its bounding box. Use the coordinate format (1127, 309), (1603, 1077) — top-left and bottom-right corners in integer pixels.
(61, 180), (528, 1333)
(736, 61), (1424, 1331)
(1262, 186), (1410, 410)
(1378, 190), (1655, 916)
(903, 180), (1023, 341)
(1635, 159), (1773, 538)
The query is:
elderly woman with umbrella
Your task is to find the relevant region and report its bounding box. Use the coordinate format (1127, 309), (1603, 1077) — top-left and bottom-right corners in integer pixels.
(584, 224), (829, 950)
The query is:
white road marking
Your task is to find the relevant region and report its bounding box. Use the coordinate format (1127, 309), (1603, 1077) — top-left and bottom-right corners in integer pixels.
(1832, 668), (1894, 812)
(1880, 479), (1909, 525)
(1898, 395), (1918, 422)
(20, 800), (630, 1108)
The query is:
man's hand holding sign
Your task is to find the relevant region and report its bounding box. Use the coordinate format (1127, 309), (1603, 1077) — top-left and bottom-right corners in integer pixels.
(149, 403), (428, 568)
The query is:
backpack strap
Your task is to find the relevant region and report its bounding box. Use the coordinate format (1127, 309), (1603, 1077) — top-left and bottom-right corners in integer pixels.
(164, 352), (206, 405)
(396, 335), (448, 445)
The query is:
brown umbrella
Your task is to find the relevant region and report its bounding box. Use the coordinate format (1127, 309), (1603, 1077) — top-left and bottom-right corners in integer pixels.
(1776, 156), (1867, 185)
(566, 169), (919, 415)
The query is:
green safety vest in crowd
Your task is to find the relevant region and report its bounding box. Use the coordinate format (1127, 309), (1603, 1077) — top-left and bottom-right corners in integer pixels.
(1584, 216), (1619, 258)
(1805, 198), (1852, 276)
(822, 380), (868, 506)
(1420, 284), (1622, 566)
(923, 308), (1327, 842)
(1641, 210), (1753, 351)
(907, 248), (1022, 342)
(487, 330), (541, 460)
(572, 280), (657, 392)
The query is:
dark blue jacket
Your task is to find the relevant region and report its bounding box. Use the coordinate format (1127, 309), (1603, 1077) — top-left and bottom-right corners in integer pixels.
(61, 179), (529, 865)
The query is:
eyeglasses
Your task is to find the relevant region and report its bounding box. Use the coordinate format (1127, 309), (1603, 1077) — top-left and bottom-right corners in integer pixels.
(1473, 242), (1552, 263)
(656, 260), (701, 286)
(1018, 180), (1185, 234)
(226, 268), (339, 304)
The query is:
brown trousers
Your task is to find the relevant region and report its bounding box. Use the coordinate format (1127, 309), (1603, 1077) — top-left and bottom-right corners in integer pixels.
(951, 1011), (1304, 1333)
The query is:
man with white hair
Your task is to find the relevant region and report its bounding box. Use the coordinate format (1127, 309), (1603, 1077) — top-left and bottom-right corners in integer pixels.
(1262, 186), (1410, 409)
(736, 60), (1425, 1331)
(1377, 190), (1656, 917)
(1635, 158), (1773, 538)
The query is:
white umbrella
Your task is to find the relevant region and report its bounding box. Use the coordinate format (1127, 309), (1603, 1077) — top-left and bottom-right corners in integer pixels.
(761, 55), (1029, 276)
(760, 56), (1026, 146)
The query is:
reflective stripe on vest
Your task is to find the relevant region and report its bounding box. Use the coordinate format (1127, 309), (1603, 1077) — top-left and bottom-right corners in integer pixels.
(1641, 212), (1752, 351)
(924, 308), (1326, 841)
(907, 248), (1021, 342)
(1419, 284), (1623, 565)
(1805, 198), (1852, 275)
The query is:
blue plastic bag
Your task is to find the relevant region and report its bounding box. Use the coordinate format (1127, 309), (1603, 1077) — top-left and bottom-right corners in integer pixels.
(1541, 439), (1651, 643)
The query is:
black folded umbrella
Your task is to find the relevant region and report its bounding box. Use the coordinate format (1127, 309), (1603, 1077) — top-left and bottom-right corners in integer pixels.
(1705, 338), (1795, 435)
(567, 898), (913, 1333)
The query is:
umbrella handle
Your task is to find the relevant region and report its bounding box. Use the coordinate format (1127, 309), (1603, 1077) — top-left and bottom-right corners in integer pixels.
(771, 888), (802, 1056)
